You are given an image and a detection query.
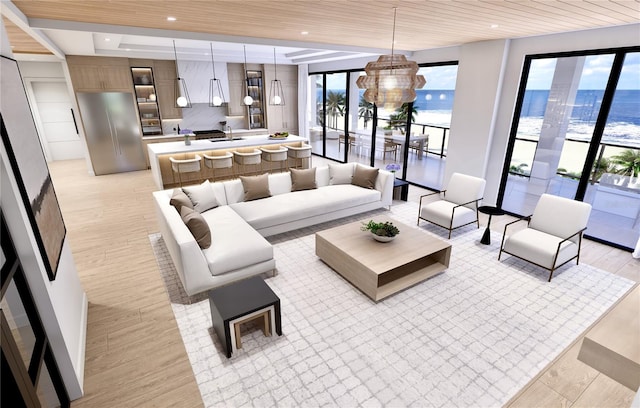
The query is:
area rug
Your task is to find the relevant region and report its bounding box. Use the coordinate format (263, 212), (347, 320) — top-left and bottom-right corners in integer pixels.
(149, 202), (635, 407)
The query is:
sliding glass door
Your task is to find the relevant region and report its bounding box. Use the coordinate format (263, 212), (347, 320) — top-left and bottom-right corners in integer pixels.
(499, 48), (640, 250)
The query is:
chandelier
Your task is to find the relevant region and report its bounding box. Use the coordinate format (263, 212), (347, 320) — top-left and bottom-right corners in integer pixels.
(356, 7), (425, 111)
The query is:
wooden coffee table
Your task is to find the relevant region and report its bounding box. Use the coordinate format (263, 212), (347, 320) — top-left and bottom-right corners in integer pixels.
(315, 216), (451, 301)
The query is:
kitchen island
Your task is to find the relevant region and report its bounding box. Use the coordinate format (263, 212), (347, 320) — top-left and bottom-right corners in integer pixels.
(148, 134), (308, 189)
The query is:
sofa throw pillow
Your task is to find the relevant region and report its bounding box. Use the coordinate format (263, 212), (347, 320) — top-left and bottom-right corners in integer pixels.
(329, 163), (353, 185)
(290, 167), (317, 191)
(180, 206), (211, 249)
(351, 164), (379, 189)
(170, 188), (194, 214)
(182, 180), (218, 213)
(240, 174), (271, 201)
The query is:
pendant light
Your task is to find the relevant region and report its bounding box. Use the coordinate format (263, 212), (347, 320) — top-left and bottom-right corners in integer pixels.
(269, 48), (285, 106)
(173, 40), (192, 108)
(242, 45), (254, 106)
(208, 43), (226, 107)
(356, 7), (425, 111)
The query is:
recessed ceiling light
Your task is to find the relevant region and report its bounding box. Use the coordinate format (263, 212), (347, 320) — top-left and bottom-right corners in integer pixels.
(125, 48), (131, 52)
(167, 16), (177, 22)
(105, 38), (111, 42)
(301, 31), (309, 35)
(490, 24), (499, 29)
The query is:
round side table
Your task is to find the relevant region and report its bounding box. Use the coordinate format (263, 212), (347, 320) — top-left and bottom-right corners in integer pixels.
(478, 206), (506, 245)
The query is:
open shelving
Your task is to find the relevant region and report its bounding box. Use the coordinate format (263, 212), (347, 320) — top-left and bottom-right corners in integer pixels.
(246, 70), (265, 129)
(131, 67), (162, 136)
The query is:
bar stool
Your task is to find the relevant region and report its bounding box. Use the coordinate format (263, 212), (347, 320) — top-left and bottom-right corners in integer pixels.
(287, 143), (312, 169)
(260, 146), (289, 173)
(233, 149), (262, 176)
(169, 155), (202, 186)
(203, 151), (234, 181)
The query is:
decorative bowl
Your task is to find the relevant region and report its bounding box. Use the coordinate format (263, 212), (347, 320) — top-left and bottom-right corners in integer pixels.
(372, 234), (395, 243)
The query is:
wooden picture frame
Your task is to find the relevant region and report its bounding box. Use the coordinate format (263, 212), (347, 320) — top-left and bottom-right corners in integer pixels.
(0, 55), (66, 281)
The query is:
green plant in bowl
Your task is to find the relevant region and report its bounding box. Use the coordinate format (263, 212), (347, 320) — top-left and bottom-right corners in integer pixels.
(361, 220), (400, 237)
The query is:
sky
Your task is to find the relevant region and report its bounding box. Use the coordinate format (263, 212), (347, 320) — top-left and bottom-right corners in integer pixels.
(526, 52), (639, 90)
(322, 51), (639, 92)
(322, 64), (459, 90)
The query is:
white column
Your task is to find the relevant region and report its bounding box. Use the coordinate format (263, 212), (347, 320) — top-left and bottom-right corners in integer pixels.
(528, 56), (585, 194)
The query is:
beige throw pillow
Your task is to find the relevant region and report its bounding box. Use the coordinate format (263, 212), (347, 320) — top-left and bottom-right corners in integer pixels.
(290, 168), (317, 191)
(240, 174), (271, 201)
(170, 189), (194, 214)
(182, 180), (218, 213)
(351, 164), (379, 189)
(329, 163), (354, 185)
(180, 206), (211, 249)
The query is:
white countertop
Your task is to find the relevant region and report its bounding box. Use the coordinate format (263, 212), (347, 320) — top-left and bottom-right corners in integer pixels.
(147, 134), (307, 156)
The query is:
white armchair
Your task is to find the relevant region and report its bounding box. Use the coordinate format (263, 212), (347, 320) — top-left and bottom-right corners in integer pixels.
(498, 194), (592, 282)
(417, 173), (486, 239)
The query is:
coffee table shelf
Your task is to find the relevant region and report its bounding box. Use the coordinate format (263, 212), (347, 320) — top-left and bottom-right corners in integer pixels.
(316, 216), (451, 301)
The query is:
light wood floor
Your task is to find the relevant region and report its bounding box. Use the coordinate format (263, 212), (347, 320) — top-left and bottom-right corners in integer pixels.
(48, 159), (638, 408)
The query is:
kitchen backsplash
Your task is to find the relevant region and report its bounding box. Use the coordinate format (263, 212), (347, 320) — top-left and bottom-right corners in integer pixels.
(161, 103), (248, 134)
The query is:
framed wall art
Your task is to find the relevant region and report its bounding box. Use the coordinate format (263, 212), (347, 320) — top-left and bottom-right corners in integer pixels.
(1, 55), (66, 281)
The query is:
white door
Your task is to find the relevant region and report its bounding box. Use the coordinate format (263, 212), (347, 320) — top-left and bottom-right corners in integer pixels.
(31, 82), (84, 160)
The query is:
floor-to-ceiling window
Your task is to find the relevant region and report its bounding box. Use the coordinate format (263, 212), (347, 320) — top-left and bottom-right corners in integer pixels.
(499, 47), (639, 250)
(405, 63), (457, 189)
(308, 62), (458, 189)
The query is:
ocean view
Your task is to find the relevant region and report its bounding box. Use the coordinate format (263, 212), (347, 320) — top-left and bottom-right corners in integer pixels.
(324, 89), (640, 148)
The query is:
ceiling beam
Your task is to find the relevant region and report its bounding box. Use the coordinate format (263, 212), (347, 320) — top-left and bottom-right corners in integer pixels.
(28, 18), (396, 56)
(0, 1), (65, 58)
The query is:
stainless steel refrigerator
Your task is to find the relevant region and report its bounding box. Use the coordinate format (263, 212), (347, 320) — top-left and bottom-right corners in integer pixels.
(76, 92), (147, 175)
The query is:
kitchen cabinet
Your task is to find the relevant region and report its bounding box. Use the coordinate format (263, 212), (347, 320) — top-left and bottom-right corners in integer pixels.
(67, 56), (132, 92)
(150, 60), (182, 120)
(226, 63), (246, 117)
(265, 64), (298, 134)
(131, 67), (162, 136)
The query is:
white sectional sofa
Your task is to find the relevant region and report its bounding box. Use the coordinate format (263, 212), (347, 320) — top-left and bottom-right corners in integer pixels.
(153, 163), (394, 296)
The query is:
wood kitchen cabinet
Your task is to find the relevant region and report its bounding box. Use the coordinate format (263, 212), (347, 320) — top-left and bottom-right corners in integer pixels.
(226, 63), (246, 117)
(153, 60), (182, 119)
(67, 56), (133, 92)
(265, 64), (298, 134)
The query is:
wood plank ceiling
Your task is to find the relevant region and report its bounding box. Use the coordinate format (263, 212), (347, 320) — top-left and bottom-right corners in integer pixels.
(2, 16), (52, 55)
(6, 0), (640, 56)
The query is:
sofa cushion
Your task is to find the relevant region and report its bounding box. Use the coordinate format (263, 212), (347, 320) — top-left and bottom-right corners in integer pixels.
(351, 164), (379, 189)
(182, 180), (218, 213)
(503, 228), (578, 269)
(240, 174), (271, 201)
(230, 184), (381, 230)
(200, 206), (273, 276)
(170, 188), (194, 214)
(180, 206), (212, 249)
(329, 163), (355, 185)
(291, 167), (317, 191)
(420, 200), (477, 230)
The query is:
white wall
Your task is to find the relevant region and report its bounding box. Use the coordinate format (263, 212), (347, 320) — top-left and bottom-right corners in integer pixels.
(1, 19), (87, 400)
(444, 39), (509, 192)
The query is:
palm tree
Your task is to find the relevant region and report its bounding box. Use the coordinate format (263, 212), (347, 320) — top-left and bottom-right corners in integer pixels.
(326, 91), (346, 129)
(358, 96), (374, 129)
(388, 103), (418, 132)
(590, 156), (616, 184)
(610, 149), (640, 178)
